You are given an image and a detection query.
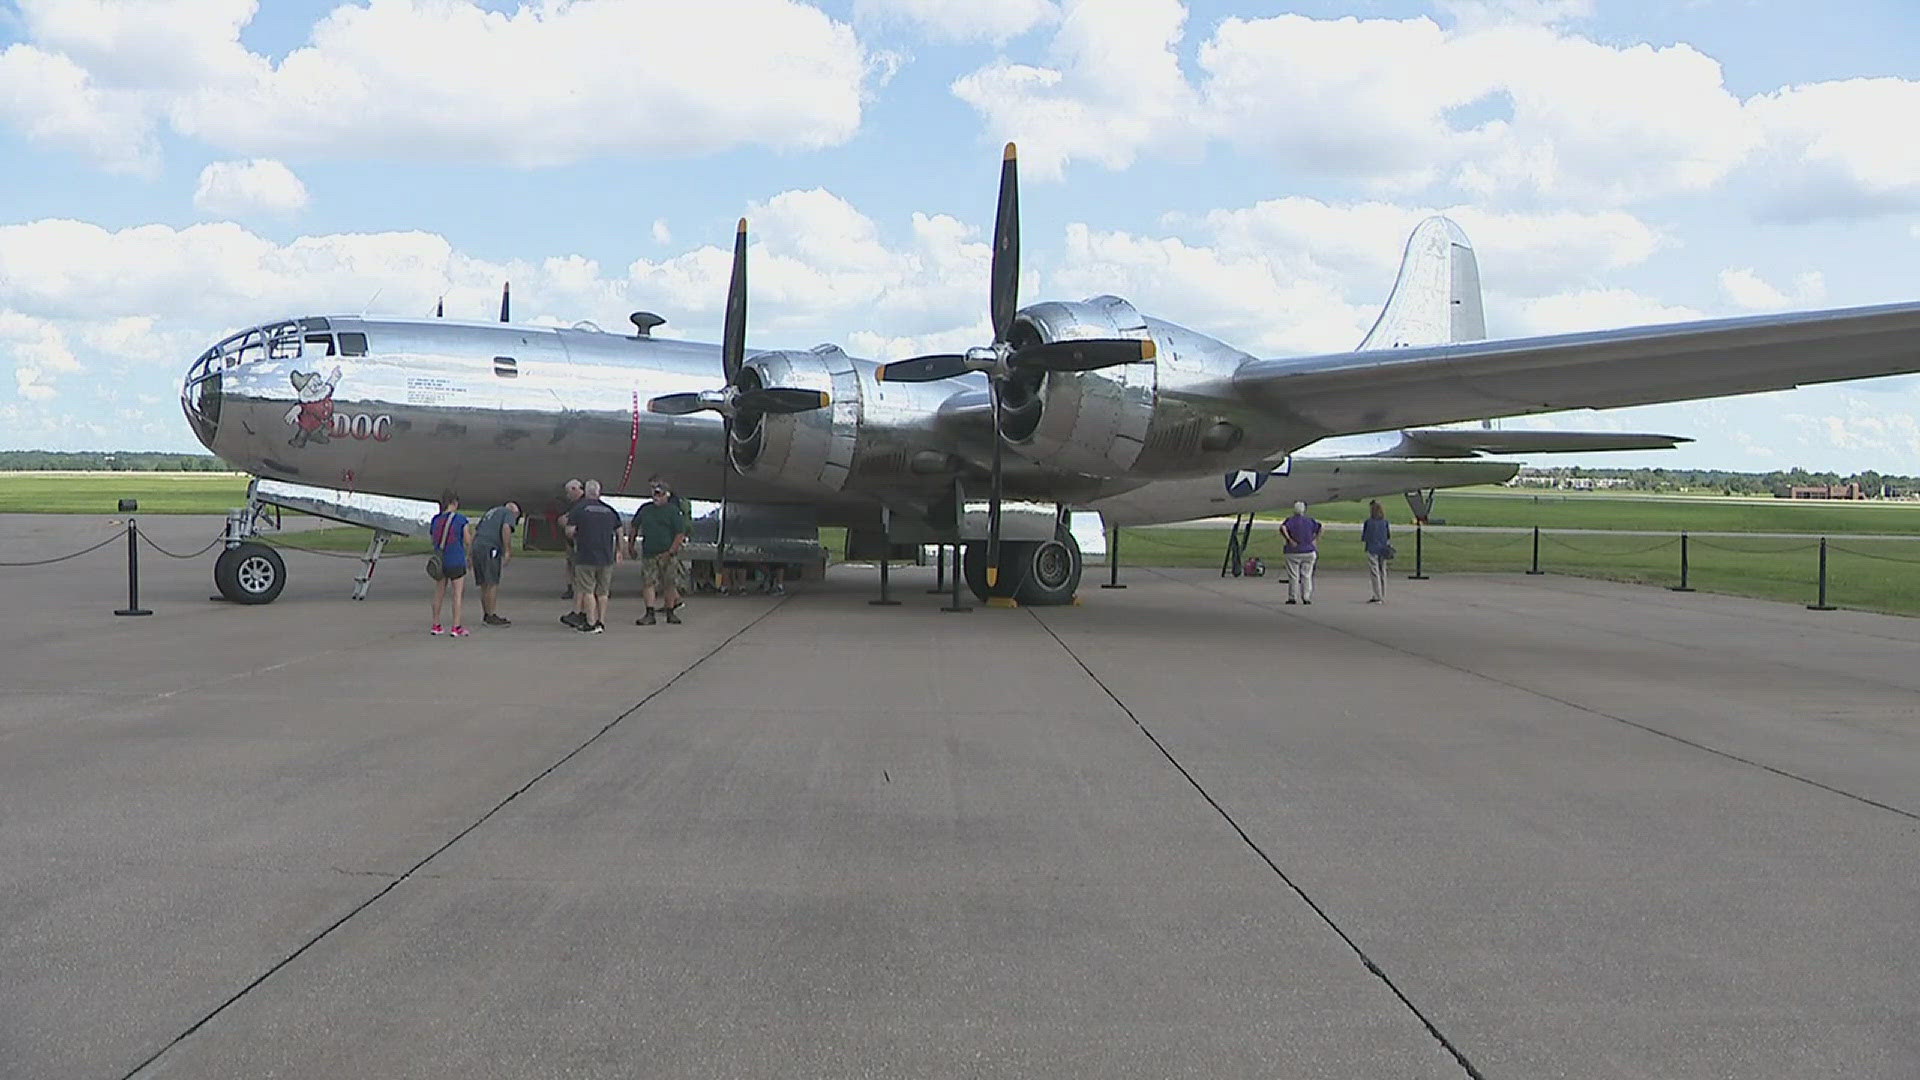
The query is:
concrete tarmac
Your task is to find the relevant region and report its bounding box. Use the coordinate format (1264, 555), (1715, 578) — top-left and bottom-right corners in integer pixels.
(2, 515), (1917, 1079)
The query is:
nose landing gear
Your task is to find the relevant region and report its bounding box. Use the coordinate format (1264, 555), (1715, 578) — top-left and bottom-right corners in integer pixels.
(214, 542), (286, 605)
(211, 498), (287, 605)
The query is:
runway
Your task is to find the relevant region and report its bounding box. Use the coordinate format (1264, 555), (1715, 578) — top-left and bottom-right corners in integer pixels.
(3, 514), (1917, 1079)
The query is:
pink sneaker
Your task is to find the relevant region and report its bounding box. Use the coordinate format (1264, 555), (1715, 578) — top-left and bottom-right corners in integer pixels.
(430, 624), (444, 635)
(449, 626), (470, 638)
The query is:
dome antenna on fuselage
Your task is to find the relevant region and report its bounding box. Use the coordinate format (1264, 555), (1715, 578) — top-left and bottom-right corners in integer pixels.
(629, 311), (666, 338)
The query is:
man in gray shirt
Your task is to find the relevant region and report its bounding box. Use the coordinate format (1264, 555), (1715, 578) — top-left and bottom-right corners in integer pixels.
(472, 501), (520, 626)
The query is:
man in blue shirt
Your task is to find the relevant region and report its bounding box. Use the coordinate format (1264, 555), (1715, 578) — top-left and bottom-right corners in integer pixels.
(1280, 500), (1322, 605)
(562, 479), (623, 634)
(472, 500), (520, 626)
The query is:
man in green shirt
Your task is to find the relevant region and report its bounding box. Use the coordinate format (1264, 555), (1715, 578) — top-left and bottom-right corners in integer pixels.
(629, 481), (690, 625)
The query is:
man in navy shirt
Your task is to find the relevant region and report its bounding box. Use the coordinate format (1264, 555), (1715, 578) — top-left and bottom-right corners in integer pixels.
(562, 479), (623, 634)
(1280, 500), (1322, 605)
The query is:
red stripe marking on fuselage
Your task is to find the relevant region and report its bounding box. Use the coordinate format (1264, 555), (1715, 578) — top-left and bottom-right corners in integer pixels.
(618, 389), (639, 493)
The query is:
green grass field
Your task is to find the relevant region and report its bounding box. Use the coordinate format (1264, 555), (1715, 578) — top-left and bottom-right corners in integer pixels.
(8, 473), (1920, 615)
(1120, 524), (1920, 616)
(0, 472), (252, 514)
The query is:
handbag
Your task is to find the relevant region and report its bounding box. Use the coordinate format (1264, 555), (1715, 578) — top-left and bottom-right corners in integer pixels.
(426, 513), (451, 580)
(1380, 543), (1397, 561)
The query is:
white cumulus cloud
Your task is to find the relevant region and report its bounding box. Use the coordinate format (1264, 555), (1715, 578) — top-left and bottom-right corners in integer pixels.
(193, 159), (311, 216)
(1718, 268), (1827, 311)
(855, 0), (1058, 42)
(952, 0), (1200, 180)
(0, 0), (881, 171)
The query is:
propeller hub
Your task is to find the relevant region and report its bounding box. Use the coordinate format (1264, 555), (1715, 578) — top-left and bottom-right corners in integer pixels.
(966, 344), (1006, 376)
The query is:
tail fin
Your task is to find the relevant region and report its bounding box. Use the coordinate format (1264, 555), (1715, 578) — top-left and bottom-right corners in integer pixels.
(1357, 216), (1485, 350)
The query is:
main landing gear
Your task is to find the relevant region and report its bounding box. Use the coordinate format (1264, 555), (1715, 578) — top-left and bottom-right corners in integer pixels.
(961, 524), (1083, 605)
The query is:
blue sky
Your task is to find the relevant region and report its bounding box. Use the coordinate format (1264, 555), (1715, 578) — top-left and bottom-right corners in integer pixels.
(3, 0), (1920, 472)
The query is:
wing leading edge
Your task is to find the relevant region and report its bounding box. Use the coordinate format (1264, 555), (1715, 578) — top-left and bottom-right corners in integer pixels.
(1230, 301), (1920, 439)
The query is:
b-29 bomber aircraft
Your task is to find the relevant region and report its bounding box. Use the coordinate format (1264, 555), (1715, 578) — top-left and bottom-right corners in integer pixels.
(181, 146), (1920, 606)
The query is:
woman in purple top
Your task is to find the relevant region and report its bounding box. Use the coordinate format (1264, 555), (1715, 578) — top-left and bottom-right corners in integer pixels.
(1280, 501), (1321, 605)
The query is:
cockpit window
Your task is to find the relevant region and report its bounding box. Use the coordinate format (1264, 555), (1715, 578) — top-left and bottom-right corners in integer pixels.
(305, 333), (337, 356)
(337, 332), (368, 357)
(300, 317), (331, 332)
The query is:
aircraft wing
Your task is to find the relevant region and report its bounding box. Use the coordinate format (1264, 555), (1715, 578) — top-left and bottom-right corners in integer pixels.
(1229, 301), (1920, 438)
(1379, 429), (1690, 458)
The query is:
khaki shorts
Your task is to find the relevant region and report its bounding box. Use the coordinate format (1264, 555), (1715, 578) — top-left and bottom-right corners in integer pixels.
(641, 552), (688, 593)
(572, 562), (615, 598)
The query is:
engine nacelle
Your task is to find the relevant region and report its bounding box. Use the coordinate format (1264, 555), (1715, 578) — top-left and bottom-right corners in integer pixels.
(1003, 296), (1159, 479)
(728, 345), (863, 493)
(1011, 296), (1273, 479)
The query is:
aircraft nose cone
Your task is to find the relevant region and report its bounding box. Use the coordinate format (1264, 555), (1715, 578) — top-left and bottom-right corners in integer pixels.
(181, 350), (223, 450)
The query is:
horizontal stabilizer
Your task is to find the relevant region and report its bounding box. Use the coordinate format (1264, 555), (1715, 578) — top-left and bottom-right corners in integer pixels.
(1379, 429), (1691, 458)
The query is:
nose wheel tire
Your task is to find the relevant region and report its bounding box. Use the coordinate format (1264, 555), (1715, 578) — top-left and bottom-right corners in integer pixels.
(215, 542), (287, 605)
(962, 527), (1082, 606)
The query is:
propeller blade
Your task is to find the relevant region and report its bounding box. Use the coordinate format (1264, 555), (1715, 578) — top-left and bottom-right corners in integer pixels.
(736, 387), (831, 414)
(718, 414), (731, 565)
(722, 218), (748, 385)
(1014, 336), (1156, 373)
(875, 354), (971, 383)
(990, 143), (1020, 346)
(986, 377), (1004, 590)
(646, 392), (712, 415)
(499, 282), (510, 323)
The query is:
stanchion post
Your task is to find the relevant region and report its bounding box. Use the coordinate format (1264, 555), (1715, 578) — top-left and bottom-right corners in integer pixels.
(927, 544), (947, 594)
(940, 482), (972, 613)
(942, 542), (972, 613)
(1808, 537), (1836, 611)
(1407, 523), (1430, 580)
(869, 551), (901, 606)
(114, 506), (153, 617)
(1525, 525), (1544, 575)
(1102, 525), (1127, 589)
(1670, 531), (1695, 592)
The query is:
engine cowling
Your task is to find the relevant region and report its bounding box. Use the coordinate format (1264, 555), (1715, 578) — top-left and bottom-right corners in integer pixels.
(1001, 296), (1160, 479)
(728, 345), (862, 493)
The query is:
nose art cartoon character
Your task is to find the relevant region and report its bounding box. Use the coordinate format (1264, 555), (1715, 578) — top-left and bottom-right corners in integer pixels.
(285, 366), (342, 448)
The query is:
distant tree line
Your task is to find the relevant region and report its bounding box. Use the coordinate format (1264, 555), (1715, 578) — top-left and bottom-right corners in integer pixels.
(1517, 465), (1916, 497)
(0, 451), (232, 472)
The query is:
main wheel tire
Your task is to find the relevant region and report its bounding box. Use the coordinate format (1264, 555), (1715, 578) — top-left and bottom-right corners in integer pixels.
(215, 542), (286, 605)
(960, 528), (1083, 606)
(1013, 529), (1081, 606)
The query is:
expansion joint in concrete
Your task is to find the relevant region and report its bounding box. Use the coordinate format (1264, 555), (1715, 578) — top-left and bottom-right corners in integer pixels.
(1025, 608), (1489, 1080)
(120, 596), (794, 1080)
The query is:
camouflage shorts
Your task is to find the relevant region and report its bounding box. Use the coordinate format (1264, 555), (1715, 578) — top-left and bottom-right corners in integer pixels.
(641, 552), (688, 593)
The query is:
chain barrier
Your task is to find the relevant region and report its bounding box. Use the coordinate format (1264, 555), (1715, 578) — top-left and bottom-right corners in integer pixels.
(1688, 537), (1822, 554)
(1826, 543), (1920, 567)
(1122, 528), (1218, 551)
(0, 530), (124, 567)
(266, 537), (401, 560)
(136, 530), (224, 560)
(1422, 530), (1533, 550)
(1540, 533), (1680, 556)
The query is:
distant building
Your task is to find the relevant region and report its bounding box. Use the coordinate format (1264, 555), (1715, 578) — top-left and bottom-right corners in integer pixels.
(1788, 483), (1866, 500)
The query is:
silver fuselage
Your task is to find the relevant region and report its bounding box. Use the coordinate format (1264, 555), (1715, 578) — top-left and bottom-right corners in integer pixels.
(182, 309), (1358, 526)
